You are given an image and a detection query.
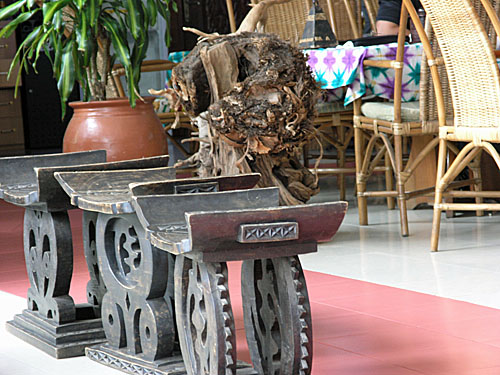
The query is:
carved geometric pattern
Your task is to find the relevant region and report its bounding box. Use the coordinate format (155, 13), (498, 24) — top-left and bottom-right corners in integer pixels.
(83, 211), (107, 317)
(238, 222), (299, 243)
(289, 256), (313, 375)
(158, 224), (188, 233)
(5, 183), (38, 191)
(96, 213), (176, 364)
(175, 257), (237, 375)
(24, 209), (76, 324)
(241, 256), (313, 375)
(174, 182), (219, 195)
(86, 348), (183, 375)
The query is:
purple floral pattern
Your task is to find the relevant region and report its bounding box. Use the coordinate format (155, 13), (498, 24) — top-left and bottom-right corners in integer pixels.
(304, 43), (423, 105)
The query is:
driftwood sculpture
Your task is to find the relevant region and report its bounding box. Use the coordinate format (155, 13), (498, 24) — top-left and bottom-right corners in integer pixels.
(171, 1), (321, 205)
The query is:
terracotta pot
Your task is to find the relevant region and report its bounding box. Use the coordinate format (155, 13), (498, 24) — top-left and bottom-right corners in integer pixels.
(63, 97), (168, 162)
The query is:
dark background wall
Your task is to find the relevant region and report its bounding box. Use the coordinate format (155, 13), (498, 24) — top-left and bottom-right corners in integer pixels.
(169, 0), (251, 52)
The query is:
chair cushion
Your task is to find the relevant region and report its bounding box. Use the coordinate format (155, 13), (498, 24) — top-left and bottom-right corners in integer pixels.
(361, 101), (420, 122)
(315, 101), (353, 114)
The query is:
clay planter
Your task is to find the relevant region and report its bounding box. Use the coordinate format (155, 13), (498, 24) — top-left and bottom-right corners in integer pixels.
(63, 97), (168, 162)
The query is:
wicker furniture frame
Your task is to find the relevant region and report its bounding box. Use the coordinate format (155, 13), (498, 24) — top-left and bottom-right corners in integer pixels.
(353, 2), (455, 237)
(413, 0), (500, 251)
(363, 0), (379, 34)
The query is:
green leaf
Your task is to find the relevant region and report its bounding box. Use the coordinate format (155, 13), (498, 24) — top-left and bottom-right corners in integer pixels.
(103, 12), (136, 106)
(34, 26), (51, 64)
(43, 0), (71, 26)
(102, 15), (130, 62)
(0, 9), (38, 39)
(124, 0), (141, 39)
(26, 31), (43, 60)
(75, 0), (86, 11)
(88, 0), (99, 28)
(50, 30), (63, 77)
(0, 0), (27, 21)
(43, 44), (53, 66)
(131, 27), (147, 87)
(17, 22), (41, 49)
(58, 42), (77, 118)
(76, 10), (88, 51)
(53, 9), (63, 32)
(146, 0), (157, 26)
(156, 1), (171, 45)
(171, 0), (177, 13)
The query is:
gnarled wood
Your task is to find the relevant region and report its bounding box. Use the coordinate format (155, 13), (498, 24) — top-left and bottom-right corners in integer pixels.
(172, 32), (320, 204)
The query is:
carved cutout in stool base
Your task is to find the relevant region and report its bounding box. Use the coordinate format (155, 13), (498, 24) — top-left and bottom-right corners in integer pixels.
(6, 208), (108, 358)
(6, 307), (106, 359)
(86, 344), (258, 375)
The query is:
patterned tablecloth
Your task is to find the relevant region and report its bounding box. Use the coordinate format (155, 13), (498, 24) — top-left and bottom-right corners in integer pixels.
(304, 42), (423, 106)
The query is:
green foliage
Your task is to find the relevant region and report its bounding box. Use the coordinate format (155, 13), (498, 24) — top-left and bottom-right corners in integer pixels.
(0, 0), (173, 116)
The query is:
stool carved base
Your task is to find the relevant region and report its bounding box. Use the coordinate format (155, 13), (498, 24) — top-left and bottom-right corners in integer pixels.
(6, 307), (105, 358)
(6, 209), (107, 358)
(86, 344), (258, 375)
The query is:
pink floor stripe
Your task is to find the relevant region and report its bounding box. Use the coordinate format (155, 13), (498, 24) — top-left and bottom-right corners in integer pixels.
(2, 200), (500, 374)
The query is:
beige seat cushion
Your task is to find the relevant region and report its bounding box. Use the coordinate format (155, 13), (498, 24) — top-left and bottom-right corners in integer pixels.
(315, 101), (353, 114)
(361, 101), (420, 122)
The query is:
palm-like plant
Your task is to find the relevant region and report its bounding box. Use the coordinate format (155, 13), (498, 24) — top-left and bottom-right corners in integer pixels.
(0, 0), (175, 116)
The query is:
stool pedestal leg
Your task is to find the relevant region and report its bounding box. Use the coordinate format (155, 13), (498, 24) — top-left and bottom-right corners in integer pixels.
(6, 209), (106, 358)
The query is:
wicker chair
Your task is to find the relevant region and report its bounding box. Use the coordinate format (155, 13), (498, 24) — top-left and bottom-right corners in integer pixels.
(353, 2), (454, 237)
(363, 0), (379, 34)
(328, 0), (363, 40)
(355, 0), (499, 238)
(413, 0), (500, 251)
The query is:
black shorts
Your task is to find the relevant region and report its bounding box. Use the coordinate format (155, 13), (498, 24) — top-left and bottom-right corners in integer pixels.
(376, 0), (423, 25)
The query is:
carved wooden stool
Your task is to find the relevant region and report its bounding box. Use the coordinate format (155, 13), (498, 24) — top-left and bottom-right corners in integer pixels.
(55, 173), (262, 374)
(132, 184), (346, 375)
(1, 151), (170, 358)
(55, 171), (346, 374)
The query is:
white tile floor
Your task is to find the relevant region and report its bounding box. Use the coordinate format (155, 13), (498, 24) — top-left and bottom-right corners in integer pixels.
(0, 292), (120, 375)
(305, 177), (500, 309)
(2, 175), (500, 374)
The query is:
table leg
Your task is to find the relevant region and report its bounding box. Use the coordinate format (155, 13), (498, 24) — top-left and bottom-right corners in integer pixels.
(241, 256), (313, 375)
(6, 209), (106, 358)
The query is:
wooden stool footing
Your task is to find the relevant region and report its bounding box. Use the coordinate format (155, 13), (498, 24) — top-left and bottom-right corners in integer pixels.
(6, 306), (106, 359)
(86, 344), (258, 375)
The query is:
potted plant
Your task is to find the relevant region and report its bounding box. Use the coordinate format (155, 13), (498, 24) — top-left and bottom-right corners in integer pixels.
(0, 0), (175, 161)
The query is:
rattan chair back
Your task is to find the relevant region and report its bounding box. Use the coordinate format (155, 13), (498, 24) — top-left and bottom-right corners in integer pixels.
(419, 0), (499, 127)
(249, 0), (309, 45)
(327, 0), (363, 40)
(419, 19), (453, 126)
(418, 0), (500, 140)
(248, 0), (363, 44)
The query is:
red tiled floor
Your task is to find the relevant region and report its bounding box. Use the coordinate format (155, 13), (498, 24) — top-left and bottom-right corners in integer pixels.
(3, 200), (500, 374)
